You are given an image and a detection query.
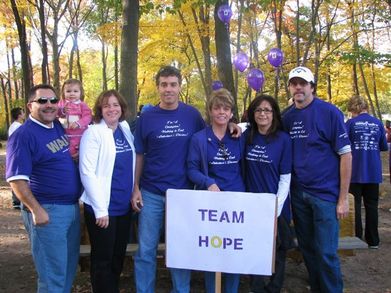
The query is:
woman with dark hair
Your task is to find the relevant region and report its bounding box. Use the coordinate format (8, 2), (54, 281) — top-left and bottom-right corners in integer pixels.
(244, 94), (292, 293)
(79, 89), (136, 293)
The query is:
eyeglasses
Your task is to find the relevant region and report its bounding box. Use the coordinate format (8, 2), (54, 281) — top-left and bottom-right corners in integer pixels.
(218, 142), (229, 160)
(254, 108), (273, 115)
(32, 97), (59, 104)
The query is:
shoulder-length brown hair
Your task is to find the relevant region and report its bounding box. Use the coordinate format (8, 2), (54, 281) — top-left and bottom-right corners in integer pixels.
(93, 90), (128, 123)
(246, 94), (282, 145)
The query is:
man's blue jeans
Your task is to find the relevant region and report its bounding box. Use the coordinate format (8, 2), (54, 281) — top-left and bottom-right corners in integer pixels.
(291, 188), (343, 293)
(22, 203), (80, 293)
(134, 189), (191, 293)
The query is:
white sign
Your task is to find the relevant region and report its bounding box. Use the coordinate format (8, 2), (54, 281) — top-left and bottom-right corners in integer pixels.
(166, 189), (277, 275)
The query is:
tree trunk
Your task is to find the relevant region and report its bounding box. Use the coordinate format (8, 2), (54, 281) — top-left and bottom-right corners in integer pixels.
(295, 0), (300, 65)
(178, 10), (208, 101)
(234, 0), (244, 106)
(114, 2), (120, 91)
(358, 62), (376, 117)
(272, 0), (284, 103)
(191, 5), (212, 100)
(77, 46), (83, 83)
(10, 0), (33, 102)
(348, 0), (360, 96)
(37, 0), (49, 83)
(119, 0), (139, 120)
(11, 48), (19, 100)
(214, 1), (236, 119)
(69, 38), (75, 78)
(101, 39), (108, 91)
(1, 77), (10, 129)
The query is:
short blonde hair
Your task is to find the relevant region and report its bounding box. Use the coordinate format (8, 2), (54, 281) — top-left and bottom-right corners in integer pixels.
(206, 88), (235, 123)
(347, 95), (368, 114)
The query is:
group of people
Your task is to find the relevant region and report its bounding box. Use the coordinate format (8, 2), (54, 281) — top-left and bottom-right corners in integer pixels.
(5, 64), (388, 293)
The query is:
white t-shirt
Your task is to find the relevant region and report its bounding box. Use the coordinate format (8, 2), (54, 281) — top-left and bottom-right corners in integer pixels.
(8, 121), (22, 137)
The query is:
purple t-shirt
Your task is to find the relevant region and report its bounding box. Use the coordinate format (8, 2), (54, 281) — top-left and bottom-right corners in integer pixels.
(245, 130), (292, 194)
(282, 98), (350, 202)
(6, 119), (81, 204)
(134, 102), (205, 195)
(206, 127), (245, 192)
(346, 113), (388, 183)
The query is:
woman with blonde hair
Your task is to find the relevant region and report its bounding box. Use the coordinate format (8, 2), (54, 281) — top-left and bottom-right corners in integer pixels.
(187, 88), (244, 292)
(346, 95), (388, 249)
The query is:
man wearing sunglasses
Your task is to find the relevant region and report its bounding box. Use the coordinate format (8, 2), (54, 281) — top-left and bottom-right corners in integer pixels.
(6, 84), (82, 292)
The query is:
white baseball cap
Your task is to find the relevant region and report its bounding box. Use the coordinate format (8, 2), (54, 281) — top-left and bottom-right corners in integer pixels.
(288, 66), (315, 83)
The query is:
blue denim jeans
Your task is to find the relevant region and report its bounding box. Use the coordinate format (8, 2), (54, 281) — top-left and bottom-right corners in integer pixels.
(22, 203), (80, 293)
(134, 189), (191, 293)
(204, 271), (240, 293)
(291, 188), (343, 293)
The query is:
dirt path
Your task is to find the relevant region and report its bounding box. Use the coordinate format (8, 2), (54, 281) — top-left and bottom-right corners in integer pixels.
(1, 145), (391, 292)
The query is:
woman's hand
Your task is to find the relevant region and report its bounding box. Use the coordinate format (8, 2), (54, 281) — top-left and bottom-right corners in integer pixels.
(208, 184), (220, 192)
(95, 216), (109, 228)
(131, 188), (143, 212)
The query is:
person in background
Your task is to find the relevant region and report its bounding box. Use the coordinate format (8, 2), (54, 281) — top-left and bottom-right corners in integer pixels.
(385, 120), (391, 149)
(346, 95), (388, 249)
(244, 94), (292, 293)
(6, 84), (81, 292)
(79, 90), (136, 293)
(282, 66), (352, 293)
(8, 107), (26, 209)
(129, 103), (154, 133)
(8, 107), (25, 137)
(187, 88), (244, 293)
(58, 78), (92, 157)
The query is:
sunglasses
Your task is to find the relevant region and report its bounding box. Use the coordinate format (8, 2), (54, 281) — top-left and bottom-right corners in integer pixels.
(218, 142), (229, 160)
(32, 97), (59, 104)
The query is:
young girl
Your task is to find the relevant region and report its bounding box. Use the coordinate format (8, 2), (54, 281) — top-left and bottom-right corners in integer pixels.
(58, 79), (92, 156)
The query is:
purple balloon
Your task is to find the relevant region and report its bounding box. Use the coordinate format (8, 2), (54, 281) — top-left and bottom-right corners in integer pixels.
(217, 4), (232, 24)
(212, 80), (223, 91)
(267, 48), (284, 67)
(233, 52), (249, 72)
(247, 68), (265, 91)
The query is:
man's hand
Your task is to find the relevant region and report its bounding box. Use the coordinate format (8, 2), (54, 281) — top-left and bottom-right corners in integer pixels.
(207, 184), (220, 192)
(96, 216), (109, 228)
(31, 206), (49, 226)
(9, 180), (49, 226)
(131, 188), (143, 212)
(336, 195), (349, 219)
(228, 122), (242, 138)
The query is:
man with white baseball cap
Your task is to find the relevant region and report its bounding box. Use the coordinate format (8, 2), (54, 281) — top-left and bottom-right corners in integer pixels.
(282, 66), (352, 292)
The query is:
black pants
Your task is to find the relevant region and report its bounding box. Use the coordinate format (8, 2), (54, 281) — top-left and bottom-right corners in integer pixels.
(11, 190), (20, 206)
(250, 217), (292, 293)
(349, 183), (380, 246)
(85, 210), (132, 293)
